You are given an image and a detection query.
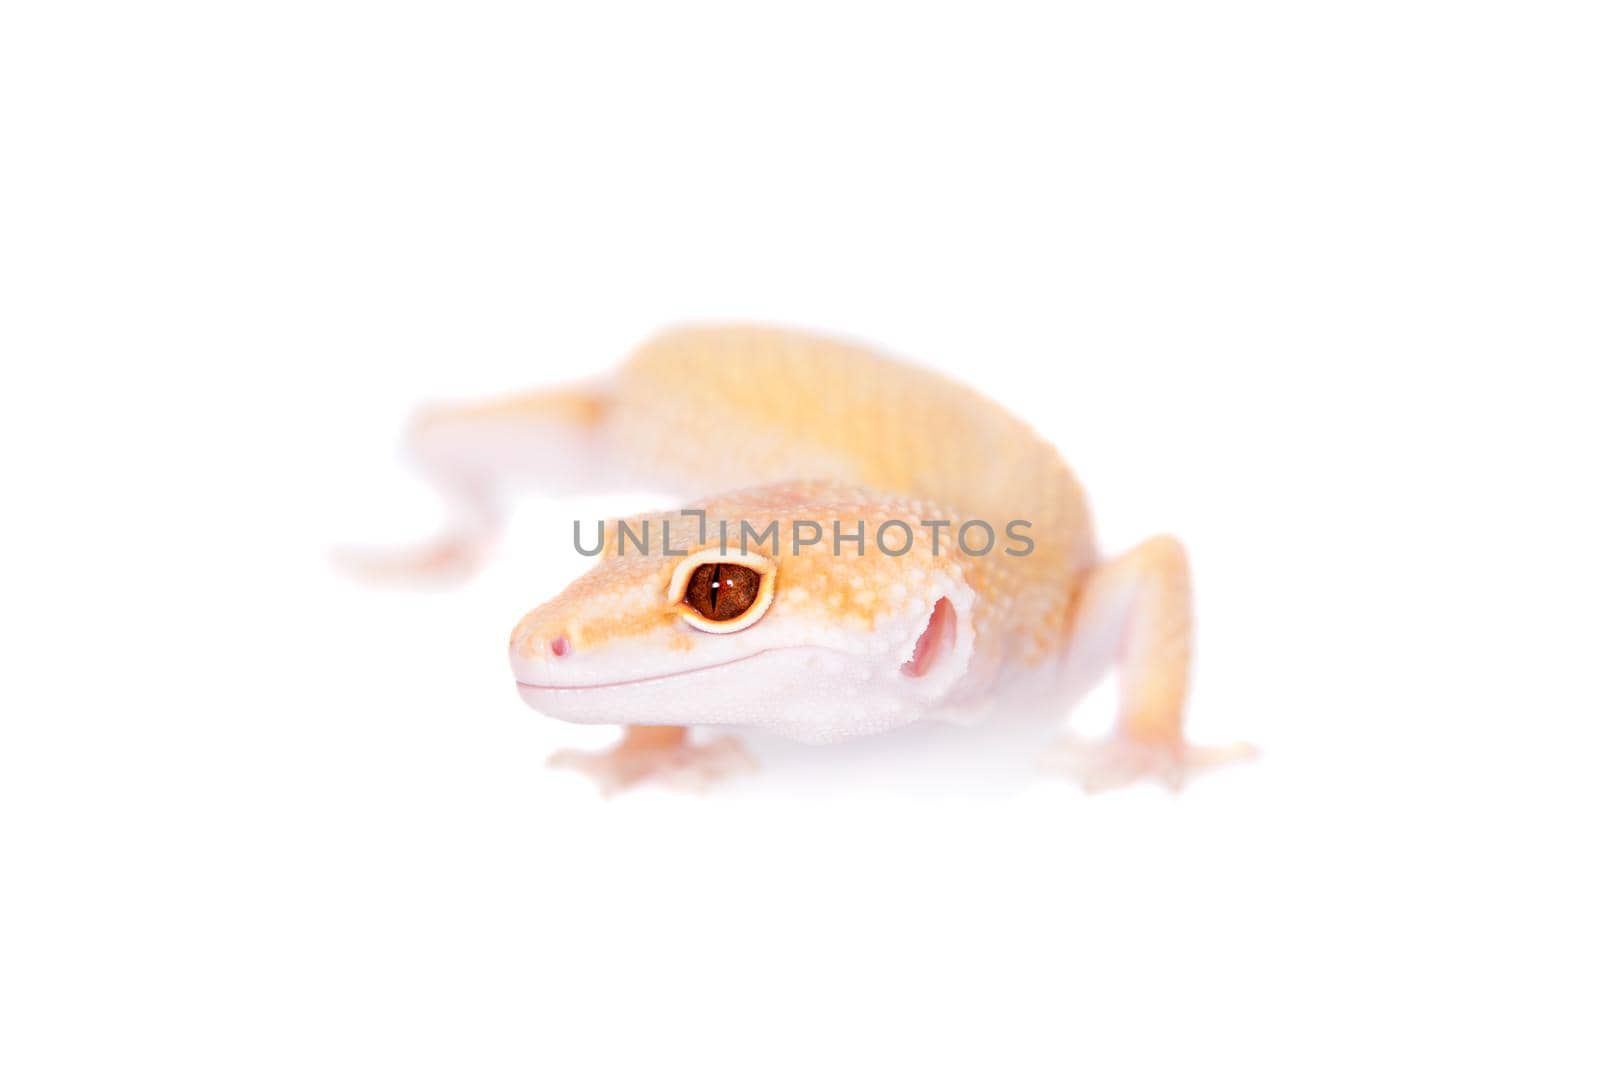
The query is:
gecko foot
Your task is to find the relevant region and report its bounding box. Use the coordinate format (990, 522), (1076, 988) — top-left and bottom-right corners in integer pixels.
(548, 729), (757, 796)
(1040, 734), (1257, 793)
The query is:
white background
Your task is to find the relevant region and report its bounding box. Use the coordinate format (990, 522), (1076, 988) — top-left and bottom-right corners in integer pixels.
(3, 2), (1597, 1064)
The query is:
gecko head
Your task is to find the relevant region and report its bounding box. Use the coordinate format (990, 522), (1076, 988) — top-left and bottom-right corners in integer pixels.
(508, 492), (976, 743)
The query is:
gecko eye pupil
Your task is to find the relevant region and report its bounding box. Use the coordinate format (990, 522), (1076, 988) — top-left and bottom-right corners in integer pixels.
(683, 563), (761, 621)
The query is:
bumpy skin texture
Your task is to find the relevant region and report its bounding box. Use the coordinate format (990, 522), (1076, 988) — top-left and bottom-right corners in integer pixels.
(382, 325), (1252, 792)
(609, 328), (1097, 671)
(510, 483), (982, 743)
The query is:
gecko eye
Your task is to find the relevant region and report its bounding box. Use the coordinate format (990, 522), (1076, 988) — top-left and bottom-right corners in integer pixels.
(667, 551), (776, 633)
(684, 563), (760, 620)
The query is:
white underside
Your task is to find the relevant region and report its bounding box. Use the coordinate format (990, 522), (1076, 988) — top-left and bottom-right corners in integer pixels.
(518, 645), (950, 744)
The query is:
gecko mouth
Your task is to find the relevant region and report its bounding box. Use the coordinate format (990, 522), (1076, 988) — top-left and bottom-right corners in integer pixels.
(513, 644), (864, 731)
(514, 648), (782, 692)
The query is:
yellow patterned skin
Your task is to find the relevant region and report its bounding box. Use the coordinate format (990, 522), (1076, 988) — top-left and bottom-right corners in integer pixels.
(605, 327), (1097, 671)
(513, 484), (964, 649)
(375, 325), (1253, 791)
(510, 483), (986, 744)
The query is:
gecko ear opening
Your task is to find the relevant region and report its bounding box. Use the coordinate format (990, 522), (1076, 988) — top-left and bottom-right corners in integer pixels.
(901, 597), (956, 678)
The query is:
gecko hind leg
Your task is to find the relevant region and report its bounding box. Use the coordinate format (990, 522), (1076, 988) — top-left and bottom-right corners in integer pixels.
(335, 381), (617, 583)
(1043, 535), (1256, 792)
(548, 726), (758, 796)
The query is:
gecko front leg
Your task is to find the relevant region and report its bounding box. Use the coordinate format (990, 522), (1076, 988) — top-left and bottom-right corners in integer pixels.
(336, 382), (617, 582)
(1045, 535), (1256, 791)
(548, 726), (758, 796)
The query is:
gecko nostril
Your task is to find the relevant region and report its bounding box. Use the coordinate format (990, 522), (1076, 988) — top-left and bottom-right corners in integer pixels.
(550, 635), (571, 658)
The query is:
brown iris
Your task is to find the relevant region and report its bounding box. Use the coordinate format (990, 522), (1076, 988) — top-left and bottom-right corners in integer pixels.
(682, 562), (762, 621)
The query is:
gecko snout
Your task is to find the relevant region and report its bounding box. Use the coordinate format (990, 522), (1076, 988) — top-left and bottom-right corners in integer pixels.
(507, 623), (588, 692)
(507, 611), (576, 668)
(515, 632), (571, 661)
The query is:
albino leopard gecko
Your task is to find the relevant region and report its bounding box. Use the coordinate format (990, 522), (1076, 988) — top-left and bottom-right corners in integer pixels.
(350, 325), (1253, 792)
